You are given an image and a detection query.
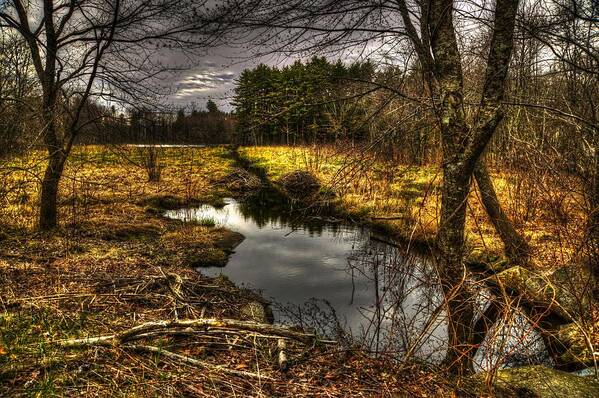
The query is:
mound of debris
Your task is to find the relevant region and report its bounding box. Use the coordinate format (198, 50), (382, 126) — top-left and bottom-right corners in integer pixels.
(220, 168), (262, 191)
(277, 170), (321, 200)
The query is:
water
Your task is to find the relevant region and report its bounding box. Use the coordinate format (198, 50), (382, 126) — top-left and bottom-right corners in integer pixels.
(165, 196), (551, 370)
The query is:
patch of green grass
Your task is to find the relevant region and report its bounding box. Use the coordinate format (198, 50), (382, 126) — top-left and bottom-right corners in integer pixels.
(195, 216), (217, 228)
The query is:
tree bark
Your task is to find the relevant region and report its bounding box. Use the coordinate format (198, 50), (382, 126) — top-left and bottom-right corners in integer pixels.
(436, 159), (477, 376)
(39, 147), (67, 230)
(474, 157), (530, 262)
(589, 135), (599, 282)
(38, 75), (64, 230)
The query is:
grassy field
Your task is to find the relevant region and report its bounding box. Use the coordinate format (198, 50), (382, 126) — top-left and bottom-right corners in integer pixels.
(1, 145), (437, 397)
(240, 145), (587, 269)
(0, 144), (591, 396)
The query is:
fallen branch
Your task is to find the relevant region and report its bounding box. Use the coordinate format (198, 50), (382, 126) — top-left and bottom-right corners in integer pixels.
(130, 344), (275, 381)
(56, 318), (324, 347)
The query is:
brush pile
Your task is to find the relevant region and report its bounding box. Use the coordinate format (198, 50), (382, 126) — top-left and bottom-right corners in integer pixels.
(220, 168), (262, 191)
(277, 170), (320, 200)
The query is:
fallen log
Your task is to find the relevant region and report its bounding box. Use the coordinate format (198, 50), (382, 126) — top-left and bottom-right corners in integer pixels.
(55, 318), (328, 347)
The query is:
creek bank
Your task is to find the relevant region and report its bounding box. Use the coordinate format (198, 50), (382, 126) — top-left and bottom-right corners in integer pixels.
(232, 147), (598, 382)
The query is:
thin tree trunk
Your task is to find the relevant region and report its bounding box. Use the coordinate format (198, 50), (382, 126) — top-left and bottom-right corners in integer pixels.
(437, 160), (476, 376)
(474, 157), (530, 262)
(589, 136), (599, 281)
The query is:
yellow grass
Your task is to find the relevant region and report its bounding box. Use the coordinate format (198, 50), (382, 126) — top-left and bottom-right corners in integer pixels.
(240, 145), (587, 268)
(1, 145), (235, 229)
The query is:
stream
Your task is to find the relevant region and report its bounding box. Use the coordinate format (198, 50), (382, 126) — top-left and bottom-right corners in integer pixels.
(165, 193), (551, 371)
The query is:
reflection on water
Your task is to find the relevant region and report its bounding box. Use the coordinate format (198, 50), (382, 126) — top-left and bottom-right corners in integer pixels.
(165, 196), (551, 370)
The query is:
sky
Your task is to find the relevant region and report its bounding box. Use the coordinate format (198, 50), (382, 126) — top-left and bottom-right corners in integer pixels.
(162, 48), (300, 113)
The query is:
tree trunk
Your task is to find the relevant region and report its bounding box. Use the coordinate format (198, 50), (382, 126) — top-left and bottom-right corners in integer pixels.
(474, 157), (530, 262)
(38, 83), (66, 230)
(39, 147), (67, 230)
(589, 137), (599, 282)
(437, 160), (476, 376)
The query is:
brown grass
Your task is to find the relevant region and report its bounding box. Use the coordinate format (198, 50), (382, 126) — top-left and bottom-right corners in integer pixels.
(0, 145), (446, 397)
(240, 145), (588, 269)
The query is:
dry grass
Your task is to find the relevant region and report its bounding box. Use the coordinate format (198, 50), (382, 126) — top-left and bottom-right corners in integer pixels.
(240, 145), (587, 269)
(0, 145), (445, 397)
(0, 145), (235, 229)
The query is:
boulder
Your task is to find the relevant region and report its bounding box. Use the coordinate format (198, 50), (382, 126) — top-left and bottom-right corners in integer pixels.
(495, 266), (566, 317)
(494, 265), (595, 320)
(556, 322), (598, 366)
(487, 365), (599, 398)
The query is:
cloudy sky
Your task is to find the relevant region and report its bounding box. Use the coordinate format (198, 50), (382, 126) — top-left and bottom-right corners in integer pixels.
(162, 48), (300, 113)
(169, 59), (238, 112)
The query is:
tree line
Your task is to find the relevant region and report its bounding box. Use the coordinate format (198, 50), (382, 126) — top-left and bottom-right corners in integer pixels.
(74, 100), (234, 145)
(233, 57), (375, 145)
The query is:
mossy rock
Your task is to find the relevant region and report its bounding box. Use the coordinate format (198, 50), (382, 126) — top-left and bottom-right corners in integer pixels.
(550, 264), (595, 319)
(467, 248), (510, 272)
(484, 365), (599, 397)
(240, 301), (274, 324)
(494, 265), (594, 320)
(495, 266), (561, 313)
(556, 322), (598, 366)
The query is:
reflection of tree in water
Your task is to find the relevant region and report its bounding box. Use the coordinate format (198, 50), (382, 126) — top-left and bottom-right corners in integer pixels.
(272, 231), (551, 369)
(175, 190), (552, 370)
(274, 299), (345, 342)
(238, 188), (344, 235)
(346, 237), (446, 362)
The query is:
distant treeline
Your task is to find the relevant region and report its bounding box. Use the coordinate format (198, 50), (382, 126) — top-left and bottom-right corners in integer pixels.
(76, 100), (235, 145)
(233, 57), (375, 145)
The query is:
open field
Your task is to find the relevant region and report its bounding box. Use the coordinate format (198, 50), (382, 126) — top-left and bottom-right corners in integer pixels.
(0, 146), (441, 397)
(240, 145), (588, 269)
(0, 145), (595, 396)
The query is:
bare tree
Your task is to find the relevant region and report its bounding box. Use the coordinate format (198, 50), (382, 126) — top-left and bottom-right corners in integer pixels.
(0, 34), (37, 156)
(514, 0), (599, 276)
(0, 0), (215, 229)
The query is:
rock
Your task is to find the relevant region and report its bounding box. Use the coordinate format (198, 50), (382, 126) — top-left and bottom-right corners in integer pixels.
(550, 264), (595, 319)
(494, 265), (595, 320)
(240, 301), (274, 324)
(487, 365), (599, 398)
(556, 322), (598, 366)
(277, 170), (320, 200)
(467, 248), (510, 272)
(495, 266), (567, 317)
